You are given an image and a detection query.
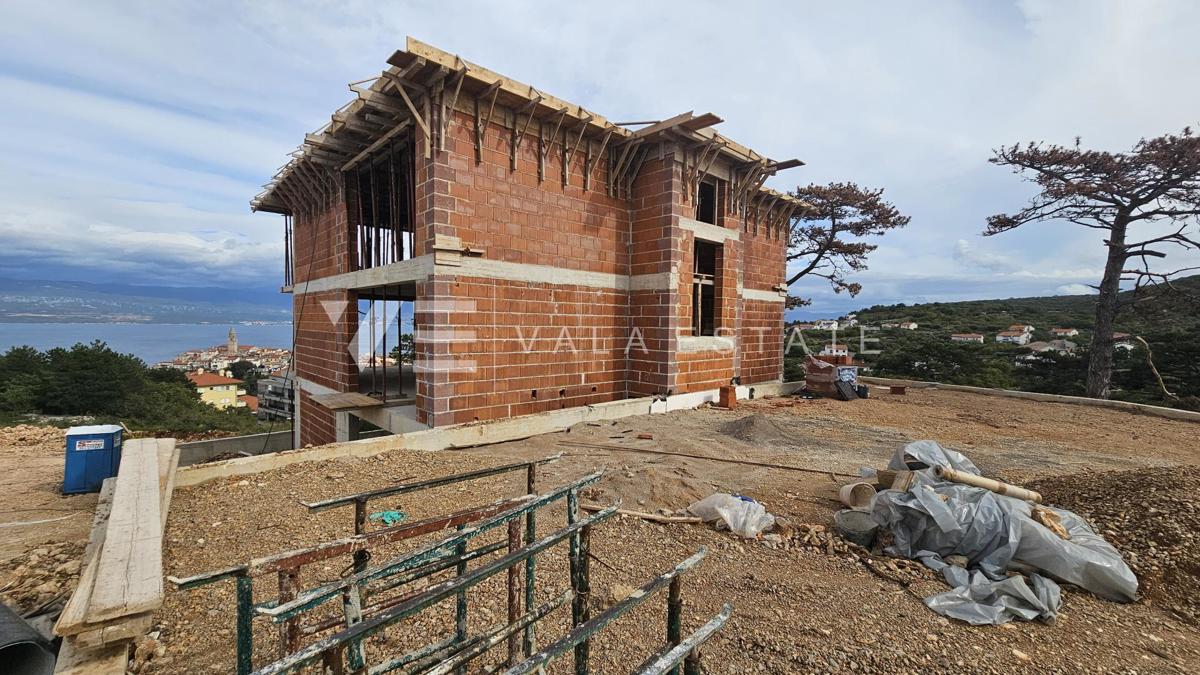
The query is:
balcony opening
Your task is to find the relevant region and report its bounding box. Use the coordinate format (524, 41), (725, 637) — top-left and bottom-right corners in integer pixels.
(352, 138), (416, 271)
(696, 179), (717, 224)
(692, 240), (719, 336)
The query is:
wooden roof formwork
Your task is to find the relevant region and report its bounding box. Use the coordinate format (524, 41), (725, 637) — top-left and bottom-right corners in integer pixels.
(252, 37), (807, 222)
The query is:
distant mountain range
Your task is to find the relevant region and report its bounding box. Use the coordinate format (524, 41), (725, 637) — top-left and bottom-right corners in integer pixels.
(849, 274), (1200, 336)
(0, 278), (291, 324)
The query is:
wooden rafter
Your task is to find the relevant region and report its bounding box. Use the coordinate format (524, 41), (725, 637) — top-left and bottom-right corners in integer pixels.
(561, 112), (594, 187)
(584, 127), (613, 192)
(682, 137), (722, 203)
(440, 64), (467, 152)
(472, 80), (502, 164)
(537, 107), (568, 183)
(341, 119), (413, 173)
(508, 90), (543, 171)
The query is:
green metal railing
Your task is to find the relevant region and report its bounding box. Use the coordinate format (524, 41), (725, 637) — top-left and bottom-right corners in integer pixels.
(170, 455), (734, 675)
(250, 504), (621, 674)
(167, 456), (577, 675)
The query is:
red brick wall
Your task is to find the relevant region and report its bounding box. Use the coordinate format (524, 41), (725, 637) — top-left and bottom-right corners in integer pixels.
(292, 181), (352, 283)
(439, 107), (630, 275)
(289, 111), (790, 437)
(738, 208), (789, 383)
(627, 153), (681, 397)
(291, 189), (358, 446)
(297, 388), (337, 447)
(417, 274), (629, 426)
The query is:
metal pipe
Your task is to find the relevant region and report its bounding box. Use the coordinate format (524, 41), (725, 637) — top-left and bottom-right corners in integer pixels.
(506, 519), (522, 666)
(453, 523), (468, 674)
(666, 576), (682, 675)
(637, 605), (733, 675)
(236, 574), (254, 675)
(523, 463), (537, 657)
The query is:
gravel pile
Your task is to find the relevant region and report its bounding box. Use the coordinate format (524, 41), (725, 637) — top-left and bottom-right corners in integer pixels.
(0, 423), (64, 456)
(1029, 466), (1200, 623)
(0, 540), (83, 616)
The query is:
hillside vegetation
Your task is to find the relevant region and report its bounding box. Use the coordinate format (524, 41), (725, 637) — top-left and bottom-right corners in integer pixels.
(786, 276), (1200, 410)
(852, 274), (1200, 337)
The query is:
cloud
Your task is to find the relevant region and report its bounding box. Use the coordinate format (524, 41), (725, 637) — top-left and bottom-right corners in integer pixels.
(1, 0), (1199, 297)
(1055, 283), (1097, 295)
(952, 239), (1019, 273)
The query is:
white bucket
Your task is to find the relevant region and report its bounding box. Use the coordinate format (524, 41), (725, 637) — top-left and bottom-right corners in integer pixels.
(838, 481), (877, 510)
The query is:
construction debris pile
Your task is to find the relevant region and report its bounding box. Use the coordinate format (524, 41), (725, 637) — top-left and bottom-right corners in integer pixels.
(0, 423), (63, 456)
(841, 441), (1138, 625)
(0, 541), (83, 616)
(1029, 466), (1200, 624)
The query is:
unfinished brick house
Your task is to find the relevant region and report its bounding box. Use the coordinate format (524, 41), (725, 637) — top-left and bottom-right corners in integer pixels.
(252, 38), (805, 447)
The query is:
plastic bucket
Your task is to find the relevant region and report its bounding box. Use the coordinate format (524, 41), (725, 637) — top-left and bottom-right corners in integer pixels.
(834, 509), (879, 548)
(838, 481), (877, 510)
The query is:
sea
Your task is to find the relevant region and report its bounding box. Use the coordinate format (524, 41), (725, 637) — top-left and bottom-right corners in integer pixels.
(0, 323), (294, 365)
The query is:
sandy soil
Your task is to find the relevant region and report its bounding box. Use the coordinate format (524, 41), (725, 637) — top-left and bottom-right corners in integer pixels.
(155, 388), (1200, 673)
(0, 425), (96, 562)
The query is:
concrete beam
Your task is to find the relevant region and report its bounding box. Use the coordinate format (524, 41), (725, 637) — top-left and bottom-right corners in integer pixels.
(678, 216), (739, 243)
(292, 256), (434, 294)
(175, 380), (802, 486)
(739, 286), (787, 303)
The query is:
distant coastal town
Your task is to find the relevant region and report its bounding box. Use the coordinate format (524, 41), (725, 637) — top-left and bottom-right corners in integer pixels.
(153, 326), (291, 373)
(153, 327), (294, 421)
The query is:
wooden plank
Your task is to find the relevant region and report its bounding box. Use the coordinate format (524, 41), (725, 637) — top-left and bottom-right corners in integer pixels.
(55, 479), (114, 636)
(54, 639), (129, 675)
(85, 439), (163, 623)
(73, 611), (153, 649)
(310, 391), (387, 411)
(158, 439), (180, 535)
(398, 37), (621, 136)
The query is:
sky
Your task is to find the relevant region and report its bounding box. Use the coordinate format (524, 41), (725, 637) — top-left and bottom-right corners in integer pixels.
(1, 0), (1198, 319)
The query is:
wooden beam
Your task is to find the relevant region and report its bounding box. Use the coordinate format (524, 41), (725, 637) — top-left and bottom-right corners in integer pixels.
(562, 112), (594, 187)
(84, 440), (163, 623)
(630, 111), (695, 139)
(473, 80), (502, 164)
(508, 92), (543, 171)
(397, 37), (622, 137)
(341, 119), (413, 173)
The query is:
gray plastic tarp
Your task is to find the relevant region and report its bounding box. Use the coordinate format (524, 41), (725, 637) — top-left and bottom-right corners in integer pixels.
(871, 441), (1138, 625)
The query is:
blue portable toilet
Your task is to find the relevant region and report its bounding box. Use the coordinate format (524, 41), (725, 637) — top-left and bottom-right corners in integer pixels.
(63, 425), (123, 494)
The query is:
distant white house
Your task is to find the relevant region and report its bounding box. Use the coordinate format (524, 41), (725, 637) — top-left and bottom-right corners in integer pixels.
(1027, 339), (1077, 354)
(996, 330), (1031, 345)
(1008, 324), (1035, 335)
(898, 321), (919, 330)
(819, 343), (850, 357)
(1050, 327), (1079, 337)
(840, 314), (858, 328)
(950, 333), (985, 344)
(813, 319), (839, 330)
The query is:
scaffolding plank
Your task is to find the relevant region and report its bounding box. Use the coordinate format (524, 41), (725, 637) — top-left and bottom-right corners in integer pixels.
(85, 439), (163, 623)
(310, 391), (386, 411)
(55, 479), (115, 636)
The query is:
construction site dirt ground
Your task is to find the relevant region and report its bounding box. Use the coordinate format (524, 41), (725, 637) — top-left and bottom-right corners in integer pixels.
(146, 389), (1200, 672)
